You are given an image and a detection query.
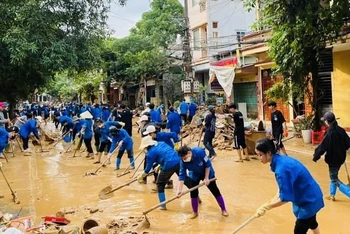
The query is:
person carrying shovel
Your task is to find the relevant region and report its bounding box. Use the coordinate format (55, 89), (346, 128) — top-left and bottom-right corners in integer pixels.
(19, 115), (42, 156)
(176, 145), (229, 219)
(254, 138), (324, 234)
(107, 125), (135, 169)
(94, 119), (125, 164)
(137, 136), (191, 210)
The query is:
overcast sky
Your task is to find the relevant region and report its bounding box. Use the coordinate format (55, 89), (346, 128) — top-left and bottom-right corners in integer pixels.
(107, 0), (184, 38)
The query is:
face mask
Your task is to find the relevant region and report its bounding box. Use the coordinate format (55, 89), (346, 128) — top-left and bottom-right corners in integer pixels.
(183, 156), (191, 162)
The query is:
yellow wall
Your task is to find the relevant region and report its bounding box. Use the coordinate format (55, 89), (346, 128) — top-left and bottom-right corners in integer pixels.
(234, 74), (256, 83)
(332, 50), (350, 130)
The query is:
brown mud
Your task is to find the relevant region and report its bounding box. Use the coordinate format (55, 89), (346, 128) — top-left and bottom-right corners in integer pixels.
(0, 122), (349, 233)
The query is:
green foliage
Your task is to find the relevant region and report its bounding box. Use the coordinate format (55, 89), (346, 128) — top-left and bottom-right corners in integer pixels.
(244, 0), (349, 129)
(47, 71), (103, 102)
(0, 0), (110, 103)
(131, 0), (184, 49)
(163, 71), (185, 103)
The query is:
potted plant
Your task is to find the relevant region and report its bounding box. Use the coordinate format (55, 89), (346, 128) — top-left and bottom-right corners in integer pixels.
(298, 115), (314, 144)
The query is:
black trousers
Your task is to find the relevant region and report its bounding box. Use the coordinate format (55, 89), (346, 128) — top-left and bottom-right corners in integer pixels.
(188, 178), (221, 198)
(294, 214), (318, 234)
(22, 137), (29, 150)
(156, 164), (190, 193)
(83, 138), (93, 154)
(98, 141), (111, 153)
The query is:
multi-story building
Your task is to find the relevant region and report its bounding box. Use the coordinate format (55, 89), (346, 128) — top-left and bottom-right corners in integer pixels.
(188, 0), (256, 115)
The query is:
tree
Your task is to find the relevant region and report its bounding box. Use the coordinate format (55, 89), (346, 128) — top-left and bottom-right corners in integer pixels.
(245, 0), (349, 129)
(0, 0), (110, 112)
(131, 0), (184, 49)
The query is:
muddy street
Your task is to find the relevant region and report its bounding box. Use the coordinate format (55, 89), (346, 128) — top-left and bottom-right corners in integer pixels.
(1, 122), (350, 234)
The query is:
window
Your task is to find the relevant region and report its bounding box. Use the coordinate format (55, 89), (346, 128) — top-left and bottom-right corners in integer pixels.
(212, 22), (218, 28)
(193, 29), (200, 50)
(236, 31), (246, 43)
(192, 0), (199, 7)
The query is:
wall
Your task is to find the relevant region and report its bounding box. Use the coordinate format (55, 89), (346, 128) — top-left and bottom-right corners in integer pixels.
(332, 50), (350, 130)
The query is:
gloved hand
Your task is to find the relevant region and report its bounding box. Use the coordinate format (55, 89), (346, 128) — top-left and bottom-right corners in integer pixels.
(174, 142), (180, 151)
(137, 173), (148, 183)
(154, 165), (161, 173)
(255, 203), (271, 218)
(119, 122), (125, 127)
(118, 141), (123, 147)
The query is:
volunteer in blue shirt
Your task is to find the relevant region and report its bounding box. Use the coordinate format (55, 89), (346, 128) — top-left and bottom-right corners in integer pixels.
(94, 119), (124, 164)
(254, 138), (324, 234)
(19, 116), (41, 154)
(137, 136), (190, 210)
(149, 103), (162, 123)
(179, 100), (189, 124)
(176, 146), (228, 219)
(166, 107), (181, 134)
(80, 118), (94, 158)
(0, 127), (18, 156)
(107, 125), (135, 169)
(143, 125), (179, 148)
(188, 101), (198, 123)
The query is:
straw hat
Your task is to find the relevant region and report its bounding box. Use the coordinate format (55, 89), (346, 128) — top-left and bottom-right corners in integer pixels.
(80, 111), (93, 119)
(139, 135), (157, 150)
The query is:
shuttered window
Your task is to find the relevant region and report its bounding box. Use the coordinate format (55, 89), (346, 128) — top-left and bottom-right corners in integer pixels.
(318, 49), (333, 105)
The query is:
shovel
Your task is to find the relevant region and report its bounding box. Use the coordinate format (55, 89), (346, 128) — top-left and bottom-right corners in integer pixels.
(99, 171), (155, 200)
(10, 141), (15, 157)
(138, 178), (217, 229)
(52, 131), (70, 147)
(129, 157), (146, 179)
(231, 215), (256, 234)
(85, 145), (120, 176)
(0, 163), (20, 204)
(117, 149), (145, 178)
(38, 138), (49, 152)
(72, 135), (84, 157)
(2, 152), (9, 163)
(16, 138), (23, 152)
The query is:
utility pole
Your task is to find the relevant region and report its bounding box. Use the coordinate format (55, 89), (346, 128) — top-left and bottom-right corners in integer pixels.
(183, 0), (193, 82)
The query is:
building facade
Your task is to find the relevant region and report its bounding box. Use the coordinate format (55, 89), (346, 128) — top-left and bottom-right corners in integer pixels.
(188, 0), (255, 105)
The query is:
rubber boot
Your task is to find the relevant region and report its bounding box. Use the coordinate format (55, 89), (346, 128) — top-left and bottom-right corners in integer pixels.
(216, 195), (229, 216)
(338, 183), (350, 198)
(158, 192), (167, 210)
(190, 198), (199, 219)
(326, 181), (337, 201)
(129, 157), (135, 169)
(116, 158), (121, 170)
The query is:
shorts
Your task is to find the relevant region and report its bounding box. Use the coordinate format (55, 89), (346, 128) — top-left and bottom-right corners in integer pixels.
(233, 132), (246, 149)
(98, 141), (111, 153)
(273, 132), (284, 149)
(294, 214), (318, 234)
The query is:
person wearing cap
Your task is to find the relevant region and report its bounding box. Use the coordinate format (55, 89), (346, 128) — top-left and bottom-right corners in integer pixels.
(143, 125), (180, 188)
(72, 116), (83, 142)
(19, 116), (41, 155)
(313, 111), (350, 201)
(107, 125), (134, 169)
(228, 103), (250, 162)
(255, 138), (324, 234)
(176, 145), (229, 219)
(203, 105), (217, 159)
(267, 101), (288, 155)
(143, 125), (179, 149)
(94, 119), (125, 164)
(137, 135), (190, 210)
(0, 102), (11, 129)
(0, 127), (18, 158)
(137, 115), (159, 137)
(166, 107), (181, 135)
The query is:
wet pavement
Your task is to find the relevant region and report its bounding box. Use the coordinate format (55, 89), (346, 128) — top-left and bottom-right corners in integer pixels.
(0, 123), (349, 233)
